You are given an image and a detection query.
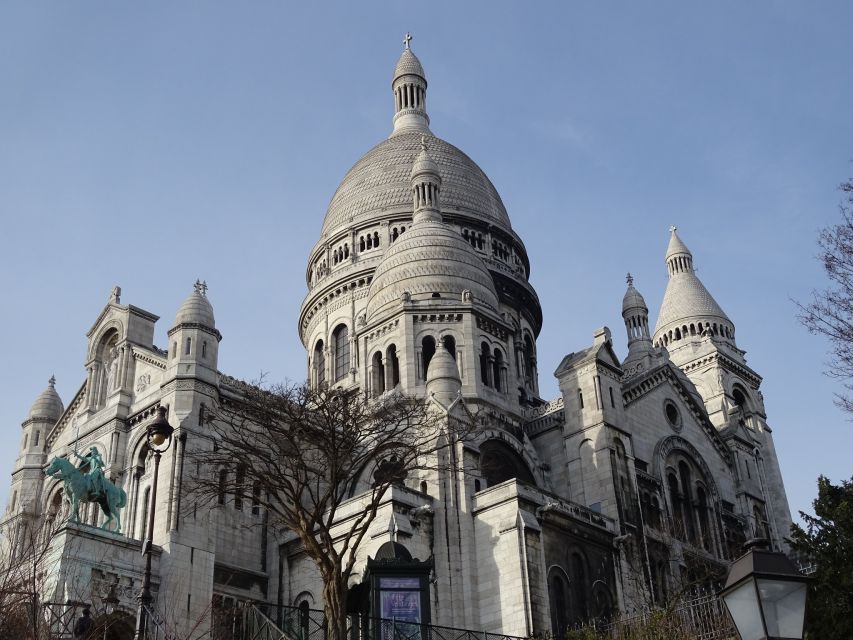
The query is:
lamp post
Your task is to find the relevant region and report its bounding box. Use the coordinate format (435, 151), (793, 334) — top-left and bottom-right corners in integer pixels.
(134, 406), (174, 640)
(720, 539), (809, 640)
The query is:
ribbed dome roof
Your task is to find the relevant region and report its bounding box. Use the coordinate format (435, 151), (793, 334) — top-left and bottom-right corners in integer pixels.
(393, 49), (425, 81)
(365, 221), (499, 321)
(174, 282), (215, 328)
(28, 376), (63, 421)
(319, 133), (512, 238)
(622, 275), (648, 314)
(655, 275), (730, 333)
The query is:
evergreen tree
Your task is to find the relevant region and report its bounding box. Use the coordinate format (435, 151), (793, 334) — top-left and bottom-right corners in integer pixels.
(788, 475), (853, 640)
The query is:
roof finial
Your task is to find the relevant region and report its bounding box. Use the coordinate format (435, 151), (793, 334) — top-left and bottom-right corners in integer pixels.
(420, 135), (427, 151)
(194, 279), (208, 297)
(626, 272), (634, 287)
(403, 32), (412, 50)
(49, 375), (56, 388)
(669, 225), (677, 234)
(110, 286), (121, 304)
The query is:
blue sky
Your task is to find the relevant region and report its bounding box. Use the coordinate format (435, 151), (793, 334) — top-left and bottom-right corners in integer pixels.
(1, 2), (851, 526)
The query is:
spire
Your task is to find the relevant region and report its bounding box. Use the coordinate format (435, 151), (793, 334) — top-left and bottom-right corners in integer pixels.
(622, 274), (653, 360)
(410, 137), (442, 224)
(391, 34), (431, 135)
(654, 227), (736, 349)
(665, 226), (694, 276)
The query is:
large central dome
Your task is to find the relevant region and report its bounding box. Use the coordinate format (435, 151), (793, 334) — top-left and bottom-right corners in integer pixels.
(319, 132), (512, 238)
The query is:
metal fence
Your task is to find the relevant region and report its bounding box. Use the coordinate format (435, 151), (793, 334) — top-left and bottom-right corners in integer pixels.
(244, 604), (527, 640)
(596, 592), (736, 640)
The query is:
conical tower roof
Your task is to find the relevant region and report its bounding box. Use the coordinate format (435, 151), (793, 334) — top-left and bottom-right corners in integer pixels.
(653, 228), (734, 345)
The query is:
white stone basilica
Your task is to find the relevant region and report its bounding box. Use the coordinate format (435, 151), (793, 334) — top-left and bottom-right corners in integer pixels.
(2, 39), (792, 639)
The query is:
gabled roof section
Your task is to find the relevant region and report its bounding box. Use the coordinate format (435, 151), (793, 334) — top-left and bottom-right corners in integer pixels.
(622, 358), (732, 466)
(554, 327), (621, 378)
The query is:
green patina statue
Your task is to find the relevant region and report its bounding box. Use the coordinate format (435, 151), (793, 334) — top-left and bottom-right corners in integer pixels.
(45, 449), (127, 534)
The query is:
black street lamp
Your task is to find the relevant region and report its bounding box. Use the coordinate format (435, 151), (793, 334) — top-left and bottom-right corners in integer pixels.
(134, 406), (174, 640)
(720, 540), (809, 640)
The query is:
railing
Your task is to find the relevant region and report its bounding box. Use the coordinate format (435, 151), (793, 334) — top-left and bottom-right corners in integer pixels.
(142, 604), (181, 640)
(244, 605), (292, 640)
(249, 604), (527, 640)
(596, 592), (736, 640)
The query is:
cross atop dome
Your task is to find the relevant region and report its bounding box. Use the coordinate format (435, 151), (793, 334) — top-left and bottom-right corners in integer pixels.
(669, 225), (677, 233)
(403, 32), (412, 50)
(194, 279), (208, 297)
(626, 272), (634, 287)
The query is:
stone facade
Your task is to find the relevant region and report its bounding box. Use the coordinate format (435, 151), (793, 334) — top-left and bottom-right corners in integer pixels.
(1, 40), (791, 639)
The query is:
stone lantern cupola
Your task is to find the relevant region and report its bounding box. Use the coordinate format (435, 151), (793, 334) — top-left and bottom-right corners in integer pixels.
(8, 376), (63, 516)
(392, 34), (431, 136)
(166, 280), (221, 385)
(621, 273), (653, 364)
(410, 136), (442, 222)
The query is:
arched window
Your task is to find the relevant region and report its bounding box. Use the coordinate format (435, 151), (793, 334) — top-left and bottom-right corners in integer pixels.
(373, 232), (380, 247)
(313, 340), (326, 387)
(333, 325), (350, 382)
(371, 352), (385, 396)
(678, 461), (696, 543)
(366, 235), (373, 249)
(548, 568), (571, 638)
(359, 237), (366, 252)
(696, 485), (711, 550)
(732, 385), (749, 409)
(492, 348), (504, 392)
(480, 342), (491, 387)
(668, 472), (682, 537)
(235, 465), (245, 511)
(202, 341), (208, 358)
(523, 334), (535, 382)
(479, 440), (536, 487)
(386, 345), (400, 388)
(421, 336), (436, 378)
(185, 336), (192, 355)
(442, 335), (456, 360)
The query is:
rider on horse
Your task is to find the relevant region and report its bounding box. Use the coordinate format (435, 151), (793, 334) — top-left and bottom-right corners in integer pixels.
(73, 446), (106, 498)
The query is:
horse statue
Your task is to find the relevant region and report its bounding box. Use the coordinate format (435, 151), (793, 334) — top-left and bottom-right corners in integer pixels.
(45, 456), (127, 534)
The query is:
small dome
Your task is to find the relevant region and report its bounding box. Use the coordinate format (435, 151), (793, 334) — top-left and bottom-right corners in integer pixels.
(374, 541), (413, 562)
(28, 376), (64, 422)
(622, 274), (648, 314)
(365, 221), (499, 321)
(174, 281), (215, 328)
(410, 138), (441, 182)
(426, 346), (462, 397)
(393, 49), (425, 83)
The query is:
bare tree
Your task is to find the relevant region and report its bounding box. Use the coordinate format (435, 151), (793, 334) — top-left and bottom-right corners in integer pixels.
(797, 177), (853, 412)
(187, 380), (473, 640)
